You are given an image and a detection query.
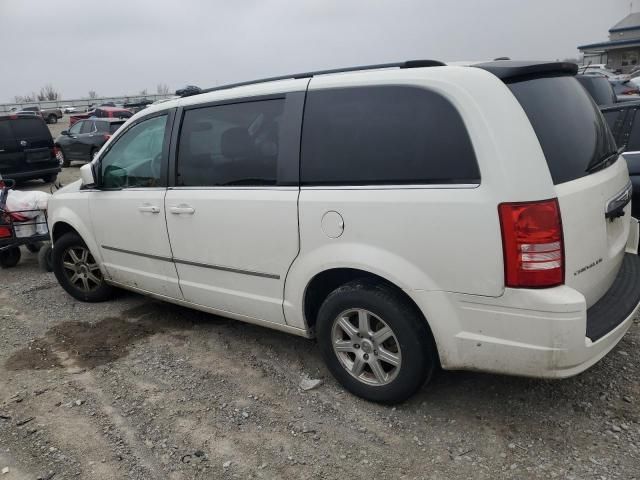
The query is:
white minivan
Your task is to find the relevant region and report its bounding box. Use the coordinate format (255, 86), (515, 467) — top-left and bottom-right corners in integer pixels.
(48, 60), (640, 403)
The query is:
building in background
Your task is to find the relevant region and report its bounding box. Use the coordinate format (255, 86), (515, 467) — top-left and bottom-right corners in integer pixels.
(579, 12), (640, 72)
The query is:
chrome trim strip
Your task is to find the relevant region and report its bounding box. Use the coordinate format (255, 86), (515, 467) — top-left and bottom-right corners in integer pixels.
(300, 183), (480, 190)
(166, 184), (480, 191)
(101, 245), (280, 280)
(173, 257), (280, 279)
(167, 186), (298, 191)
(102, 245), (172, 262)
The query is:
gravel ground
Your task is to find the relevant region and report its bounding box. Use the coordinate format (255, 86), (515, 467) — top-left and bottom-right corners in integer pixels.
(1, 124), (639, 479)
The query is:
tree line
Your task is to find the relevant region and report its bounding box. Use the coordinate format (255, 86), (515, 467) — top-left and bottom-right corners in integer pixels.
(13, 84), (172, 104)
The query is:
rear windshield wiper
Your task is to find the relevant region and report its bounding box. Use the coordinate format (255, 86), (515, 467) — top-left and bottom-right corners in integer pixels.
(586, 147), (624, 174)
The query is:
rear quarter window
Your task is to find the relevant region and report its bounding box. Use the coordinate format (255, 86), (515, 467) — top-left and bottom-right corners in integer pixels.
(508, 76), (617, 185)
(301, 86), (479, 185)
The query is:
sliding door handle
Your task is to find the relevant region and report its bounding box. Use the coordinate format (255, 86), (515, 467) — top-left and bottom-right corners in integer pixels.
(138, 204), (160, 213)
(169, 204), (195, 215)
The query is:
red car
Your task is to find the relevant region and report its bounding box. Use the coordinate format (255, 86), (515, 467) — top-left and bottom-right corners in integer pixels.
(69, 107), (133, 126)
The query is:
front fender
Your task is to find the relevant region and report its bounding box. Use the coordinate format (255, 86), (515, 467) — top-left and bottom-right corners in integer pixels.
(49, 201), (107, 278)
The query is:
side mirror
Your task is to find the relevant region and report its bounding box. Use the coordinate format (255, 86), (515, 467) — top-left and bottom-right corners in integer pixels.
(80, 163), (96, 187)
(61, 130), (69, 136)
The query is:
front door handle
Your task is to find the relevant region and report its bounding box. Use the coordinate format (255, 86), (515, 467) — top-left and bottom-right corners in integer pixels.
(138, 204), (160, 214)
(169, 204), (195, 215)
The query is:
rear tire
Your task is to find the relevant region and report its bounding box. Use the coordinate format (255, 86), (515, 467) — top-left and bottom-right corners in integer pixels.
(38, 242), (53, 272)
(0, 247), (21, 268)
(48, 114), (57, 124)
(52, 232), (113, 302)
(316, 280), (436, 404)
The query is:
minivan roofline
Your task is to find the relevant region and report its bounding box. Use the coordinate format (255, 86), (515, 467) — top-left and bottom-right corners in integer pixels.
(189, 60), (447, 97)
(179, 60), (579, 99)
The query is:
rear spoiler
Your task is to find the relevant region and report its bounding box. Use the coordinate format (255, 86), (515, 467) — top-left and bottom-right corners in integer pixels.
(473, 61), (579, 82)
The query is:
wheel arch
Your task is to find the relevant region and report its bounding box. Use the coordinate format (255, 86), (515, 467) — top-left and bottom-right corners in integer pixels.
(51, 221), (80, 243)
(301, 267), (442, 370)
(49, 205), (105, 266)
(302, 268), (430, 335)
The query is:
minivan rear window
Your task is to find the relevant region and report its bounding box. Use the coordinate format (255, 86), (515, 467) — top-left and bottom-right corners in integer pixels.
(508, 76), (618, 185)
(10, 118), (50, 139)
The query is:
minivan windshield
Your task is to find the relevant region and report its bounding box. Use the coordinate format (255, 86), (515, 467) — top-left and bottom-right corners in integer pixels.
(508, 75), (618, 185)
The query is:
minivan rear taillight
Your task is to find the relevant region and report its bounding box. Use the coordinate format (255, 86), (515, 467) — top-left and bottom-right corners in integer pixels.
(498, 199), (564, 288)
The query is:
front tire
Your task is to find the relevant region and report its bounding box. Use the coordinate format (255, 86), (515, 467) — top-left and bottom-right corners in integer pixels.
(52, 232), (113, 302)
(48, 114), (58, 124)
(316, 280), (436, 404)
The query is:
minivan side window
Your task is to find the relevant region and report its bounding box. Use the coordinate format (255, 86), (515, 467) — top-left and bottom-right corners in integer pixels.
(301, 86), (480, 185)
(100, 115), (167, 189)
(176, 99), (284, 187)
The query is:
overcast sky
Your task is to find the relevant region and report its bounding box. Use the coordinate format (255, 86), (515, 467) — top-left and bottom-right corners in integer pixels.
(0, 0), (635, 102)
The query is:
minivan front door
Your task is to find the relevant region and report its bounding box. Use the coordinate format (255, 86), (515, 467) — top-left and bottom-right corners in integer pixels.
(165, 93), (304, 324)
(89, 112), (182, 299)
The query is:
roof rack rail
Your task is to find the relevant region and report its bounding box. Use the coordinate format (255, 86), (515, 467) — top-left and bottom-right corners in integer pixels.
(183, 60), (446, 97)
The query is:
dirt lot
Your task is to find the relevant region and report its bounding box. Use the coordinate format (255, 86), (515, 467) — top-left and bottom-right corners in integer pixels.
(1, 124), (639, 479)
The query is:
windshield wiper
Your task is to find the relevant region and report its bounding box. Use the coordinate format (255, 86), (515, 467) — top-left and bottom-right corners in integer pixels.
(586, 147), (624, 174)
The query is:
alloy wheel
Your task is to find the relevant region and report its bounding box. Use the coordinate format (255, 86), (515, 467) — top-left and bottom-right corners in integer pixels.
(61, 246), (102, 292)
(331, 308), (402, 386)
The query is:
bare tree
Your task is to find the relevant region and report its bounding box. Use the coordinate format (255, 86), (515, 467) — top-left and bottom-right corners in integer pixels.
(156, 83), (170, 95)
(14, 93), (35, 103)
(88, 90), (98, 99)
(139, 88), (148, 96)
(39, 84), (60, 101)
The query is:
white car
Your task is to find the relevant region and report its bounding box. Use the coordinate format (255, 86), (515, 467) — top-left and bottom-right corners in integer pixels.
(47, 60), (640, 403)
(62, 105), (77, 114)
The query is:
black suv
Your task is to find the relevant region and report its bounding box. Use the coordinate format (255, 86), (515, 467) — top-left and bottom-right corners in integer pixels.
(0, 115), (60, 183)
(55, 118), (125, 167)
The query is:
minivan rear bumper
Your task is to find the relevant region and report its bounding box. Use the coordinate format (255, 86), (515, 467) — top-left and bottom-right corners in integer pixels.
(408, 253), (640, 378)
